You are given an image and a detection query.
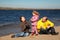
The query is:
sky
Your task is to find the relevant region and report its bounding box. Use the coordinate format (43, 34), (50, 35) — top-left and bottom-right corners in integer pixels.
(0, 0), (60, 9)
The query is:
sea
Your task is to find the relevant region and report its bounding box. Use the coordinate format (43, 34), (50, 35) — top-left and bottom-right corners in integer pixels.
(0, 10), (60, 26)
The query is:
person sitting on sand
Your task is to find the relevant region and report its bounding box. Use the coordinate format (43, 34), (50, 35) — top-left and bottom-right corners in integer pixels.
(37, 16), (58, 35)
(11, 16), (31, 38)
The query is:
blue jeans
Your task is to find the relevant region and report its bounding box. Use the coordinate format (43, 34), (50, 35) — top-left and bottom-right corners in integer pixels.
(14, 32), (29, 37)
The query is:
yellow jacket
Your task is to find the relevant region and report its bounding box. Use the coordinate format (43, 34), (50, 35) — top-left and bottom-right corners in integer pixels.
(37, 19), (54, 30)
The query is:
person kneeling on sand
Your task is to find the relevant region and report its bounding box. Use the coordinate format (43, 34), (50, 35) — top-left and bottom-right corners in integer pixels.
(11, 16), (31, 38)
(37, 16), (58, 35)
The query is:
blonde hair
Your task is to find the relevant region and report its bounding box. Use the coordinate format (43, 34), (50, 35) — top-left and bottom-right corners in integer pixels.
(32, 11), (40, 15)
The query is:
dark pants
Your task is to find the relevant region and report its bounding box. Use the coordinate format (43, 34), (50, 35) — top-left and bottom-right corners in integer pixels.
(39, 27), (56, 34)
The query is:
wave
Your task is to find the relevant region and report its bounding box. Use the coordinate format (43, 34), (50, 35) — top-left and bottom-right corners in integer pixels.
(0, 21), (19, 27)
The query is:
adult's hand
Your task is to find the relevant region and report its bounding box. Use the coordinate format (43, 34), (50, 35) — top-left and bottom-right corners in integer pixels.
(47, 26), (51, 29)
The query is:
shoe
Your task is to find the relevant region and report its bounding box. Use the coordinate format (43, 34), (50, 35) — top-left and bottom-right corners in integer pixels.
(31, 32), (35, 36)
(51, 32), (59, 35)
(35, 34), (38, 36)
(31, 33), (34, 36)
(11, 35), (15, 38)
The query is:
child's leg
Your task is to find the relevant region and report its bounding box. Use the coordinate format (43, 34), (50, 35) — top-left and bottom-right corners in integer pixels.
(34, 26), (38, 35)
(31, 26), (35, 36)
(36, 29), (38, 34)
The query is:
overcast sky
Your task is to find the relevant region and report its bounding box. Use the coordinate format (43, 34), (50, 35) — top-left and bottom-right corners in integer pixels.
(0, 0), (60, 9)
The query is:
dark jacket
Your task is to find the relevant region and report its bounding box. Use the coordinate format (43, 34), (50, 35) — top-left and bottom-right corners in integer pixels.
(20, 21), (31, 32)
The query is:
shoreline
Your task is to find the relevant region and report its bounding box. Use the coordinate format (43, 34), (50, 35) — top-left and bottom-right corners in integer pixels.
(0, 22), (60, 36)
(0, 23), (21, 37)
(0, 19), (60, 27)
(0, 24), (60, 40)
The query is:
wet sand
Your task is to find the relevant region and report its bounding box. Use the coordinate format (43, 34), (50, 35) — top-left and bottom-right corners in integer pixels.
(0, 24), (60, 40)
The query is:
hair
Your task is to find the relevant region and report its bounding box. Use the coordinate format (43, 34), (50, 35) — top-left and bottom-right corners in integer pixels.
(32, 11), (40, 15)
(20, 16), (26, 22)
(43, 16), (48, 20)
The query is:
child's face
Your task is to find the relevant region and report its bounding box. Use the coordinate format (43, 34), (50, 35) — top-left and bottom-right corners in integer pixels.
(32, 13), (36, 16)
(21, 17), (26, 22)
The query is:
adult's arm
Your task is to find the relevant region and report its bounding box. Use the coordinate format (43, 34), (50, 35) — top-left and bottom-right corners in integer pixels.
(48, 20), (54, 27)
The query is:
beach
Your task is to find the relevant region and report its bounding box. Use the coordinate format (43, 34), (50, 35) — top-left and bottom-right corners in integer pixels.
(0, 10), (60, 40)
(0, 23), (60, 40)
(0, 0), (60, 40)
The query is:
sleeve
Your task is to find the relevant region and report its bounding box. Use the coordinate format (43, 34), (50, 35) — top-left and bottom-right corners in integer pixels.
(26, 21), (31, 29)
(20, 23), (26, 32)
(48, 20), (54, 27)
(31, 16), (39, 22)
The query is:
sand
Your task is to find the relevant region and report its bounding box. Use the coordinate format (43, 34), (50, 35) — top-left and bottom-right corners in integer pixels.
(0, 24), (60, 40)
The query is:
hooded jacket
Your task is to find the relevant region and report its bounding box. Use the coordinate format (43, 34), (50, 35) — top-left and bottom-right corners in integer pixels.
(37, 19), (54, 30)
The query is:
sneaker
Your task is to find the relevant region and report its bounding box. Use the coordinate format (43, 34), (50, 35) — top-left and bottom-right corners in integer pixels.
(31, 32), (35, 36)
(35, 34), (38, 36)
(51, 32), (59, 35)
(11, 35), (15, 38)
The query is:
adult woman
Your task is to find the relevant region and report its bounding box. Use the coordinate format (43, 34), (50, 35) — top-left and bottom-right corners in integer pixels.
(11, 16), (31, 38)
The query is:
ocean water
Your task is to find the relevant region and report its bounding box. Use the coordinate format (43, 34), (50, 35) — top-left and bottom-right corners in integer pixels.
(0, 10), (60, 26)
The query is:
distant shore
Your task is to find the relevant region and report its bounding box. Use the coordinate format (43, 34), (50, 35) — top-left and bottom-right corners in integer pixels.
(0, 7), (60, 10)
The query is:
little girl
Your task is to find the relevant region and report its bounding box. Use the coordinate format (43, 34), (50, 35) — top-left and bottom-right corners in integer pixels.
(30, 11), (40, 36)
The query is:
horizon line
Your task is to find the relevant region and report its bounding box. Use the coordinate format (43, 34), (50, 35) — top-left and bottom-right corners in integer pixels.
(0, 7), (60, 10)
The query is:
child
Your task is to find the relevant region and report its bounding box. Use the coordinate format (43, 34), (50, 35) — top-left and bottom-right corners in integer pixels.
(30, 11), (40, 36)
